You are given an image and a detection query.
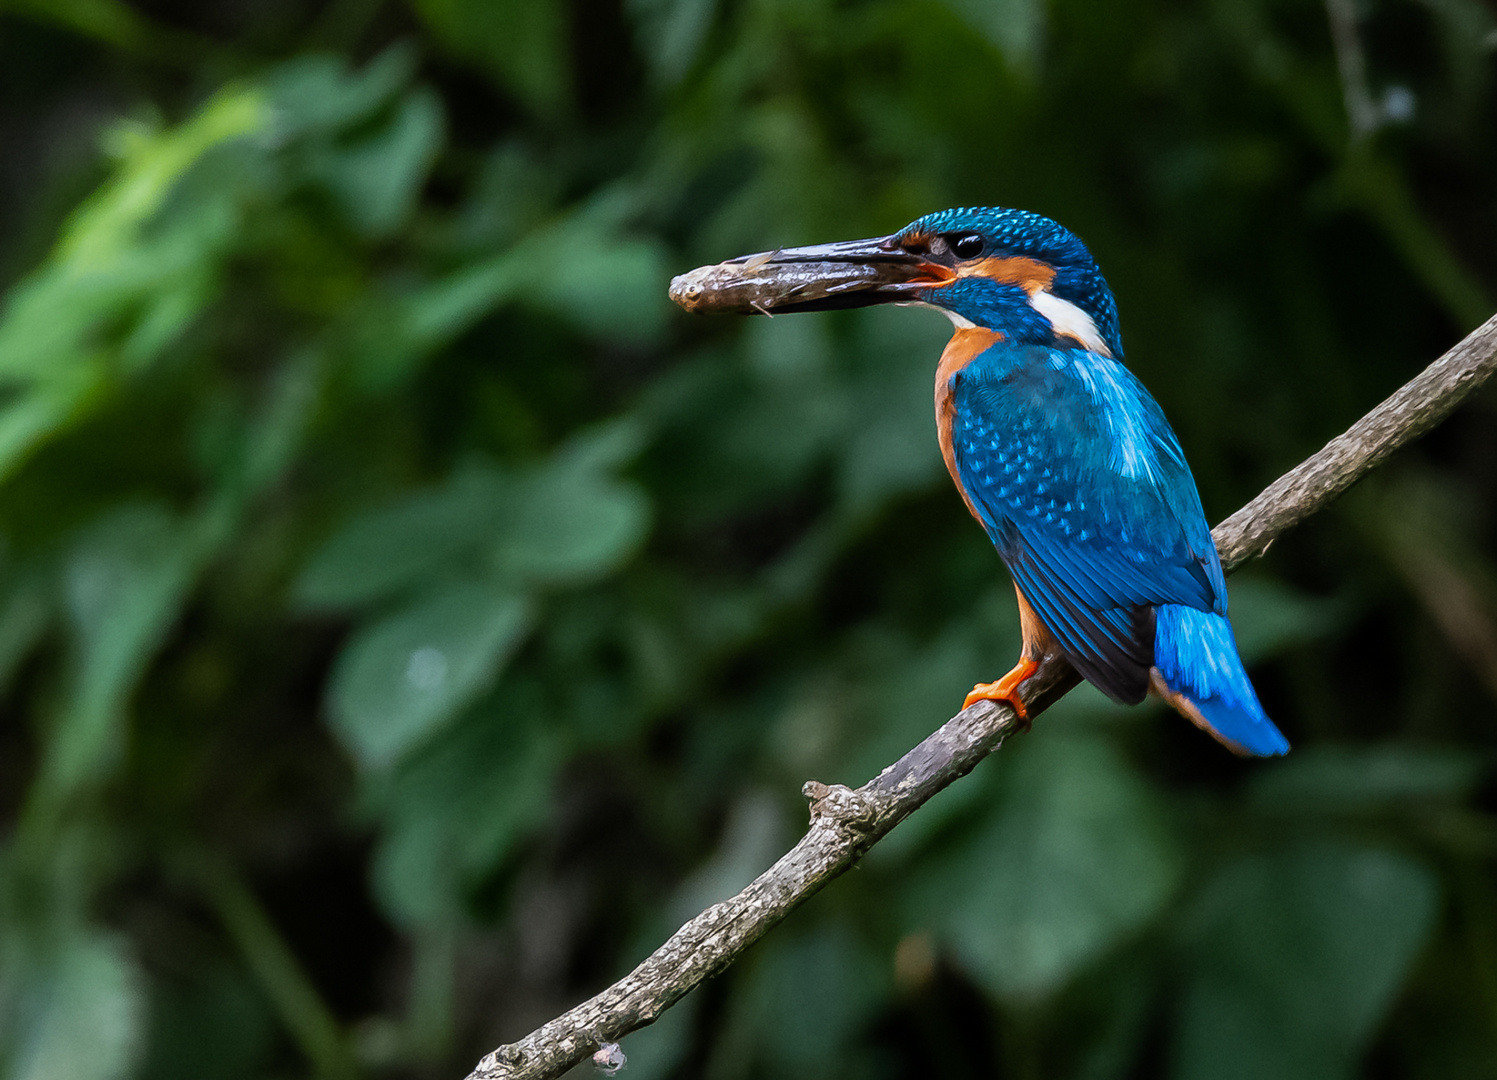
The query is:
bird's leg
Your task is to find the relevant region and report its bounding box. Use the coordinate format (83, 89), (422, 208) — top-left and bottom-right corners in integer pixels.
(963, 656), (1040, 727)
(961, 584), (1052, 731)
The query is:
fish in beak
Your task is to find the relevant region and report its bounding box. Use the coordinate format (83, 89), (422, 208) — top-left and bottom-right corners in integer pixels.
(668, 234), (953, 315)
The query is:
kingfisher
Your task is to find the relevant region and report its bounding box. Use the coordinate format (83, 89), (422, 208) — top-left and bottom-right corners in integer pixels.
(671, 207), (1289, 756)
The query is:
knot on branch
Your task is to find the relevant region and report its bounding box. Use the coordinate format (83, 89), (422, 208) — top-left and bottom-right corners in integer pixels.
(476, 1044), (525, 1075)
(802, 780), (878, 829)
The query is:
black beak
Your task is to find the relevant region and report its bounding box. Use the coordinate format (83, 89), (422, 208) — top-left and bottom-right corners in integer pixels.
(669, 234), (951, 315)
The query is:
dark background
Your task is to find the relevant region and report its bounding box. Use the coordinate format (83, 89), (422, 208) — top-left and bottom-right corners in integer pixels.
(1, 1), (1495, 1078)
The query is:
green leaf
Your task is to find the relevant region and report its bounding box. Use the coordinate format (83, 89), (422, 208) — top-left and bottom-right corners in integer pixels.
(293, 467), (511, 611)
(0, 87), (265, 480)
(487, 477), (646, 582)
(264, 47), (416, 137)
(906, 734), (1183, 1000)
(328, 580), (533, 769)
(1225, 574), (1343, 664)
(1173, 843), (1440, 1080)
(297, 426), (649, 609)
(524, 227), (671, 343)
(937, 0), (1045, 72)
(311, 87), (444, 237)
(0, 927), (144, 1080)
(626, 0), (720, 86)
(1247, 743), (1485, 815)
(370, 697), (559, 925)
(411, 0), (571, 115)
(738, 926), (888, 1071)
(33, 506), (199, 814)
(487, 434), (652, 586)
(837, 305), (948, 508)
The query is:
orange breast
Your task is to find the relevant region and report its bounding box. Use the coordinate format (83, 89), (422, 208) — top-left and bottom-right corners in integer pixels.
(934, 327), (1005, 522)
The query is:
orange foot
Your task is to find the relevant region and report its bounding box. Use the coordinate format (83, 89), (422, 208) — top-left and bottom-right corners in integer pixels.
(963, 656), (1040, 730)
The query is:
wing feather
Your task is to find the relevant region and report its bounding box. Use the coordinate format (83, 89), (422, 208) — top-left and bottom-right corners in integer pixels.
(952, 344), (1224, 703)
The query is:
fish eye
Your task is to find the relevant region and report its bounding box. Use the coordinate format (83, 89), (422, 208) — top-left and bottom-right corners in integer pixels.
(951, 233), (984, 259)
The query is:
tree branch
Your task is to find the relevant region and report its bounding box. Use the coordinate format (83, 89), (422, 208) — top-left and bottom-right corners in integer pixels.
(466, 313), (1497, 1080)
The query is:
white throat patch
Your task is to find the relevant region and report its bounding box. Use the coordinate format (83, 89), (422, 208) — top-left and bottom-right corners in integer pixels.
(1032, 291), (1110, 356)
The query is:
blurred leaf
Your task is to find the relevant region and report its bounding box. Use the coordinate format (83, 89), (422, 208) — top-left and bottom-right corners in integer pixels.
(328, 580), (533, 769)
(299, 424), (649, 610)
(33, 506), (199, 814)
(0, 570), (53, 696)
(487, 425), (652, 585)
(264, 47), (416, 137)
(520, 222), (670, 343)
(1247, 743), (1485, 815)
(836, 305), (948, 508)
(136, 963), (274, 1080)
(0, 926), (144, 1080)
(410, 0), (570, 115)
(0, 87), (265, 479)
(294, 467), (511, 611)
(1173, 843), (1440, 1080)
(937, 0), (1046, 72)
(310, 86), (444, 238)
(353, 216), (670, 388)
(1226, 573), (1343, 663)
(906, 734), (1184, 1000)
(371, 698), (559, 924)
(626, 0), (719, 86)
(738, 925), (888, 1071)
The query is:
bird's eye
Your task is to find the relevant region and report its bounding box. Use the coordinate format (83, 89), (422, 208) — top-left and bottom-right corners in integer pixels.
(951, 233), (984, 259)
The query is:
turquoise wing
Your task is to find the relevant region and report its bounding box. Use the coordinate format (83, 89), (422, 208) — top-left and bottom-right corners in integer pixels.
(951, 344), (1225, 703)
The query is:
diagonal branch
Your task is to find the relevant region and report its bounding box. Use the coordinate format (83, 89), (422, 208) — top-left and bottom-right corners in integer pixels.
(466, 313), (1497, 1080)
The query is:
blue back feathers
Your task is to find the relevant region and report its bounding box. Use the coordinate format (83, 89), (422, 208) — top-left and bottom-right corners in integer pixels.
(951, 343), (1223, 703)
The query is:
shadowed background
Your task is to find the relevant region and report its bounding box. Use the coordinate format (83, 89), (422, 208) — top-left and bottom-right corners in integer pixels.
(0, 1), (1495, 1078)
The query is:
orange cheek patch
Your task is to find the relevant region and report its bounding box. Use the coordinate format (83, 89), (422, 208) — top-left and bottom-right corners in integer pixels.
(961, 256), (1055, 293)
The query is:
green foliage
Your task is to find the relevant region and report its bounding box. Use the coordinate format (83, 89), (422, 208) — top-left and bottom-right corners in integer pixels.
(907, 735), (1184, 1001)
(0, 1), (1493, 1078)
(1174, 843), (1439, 1080)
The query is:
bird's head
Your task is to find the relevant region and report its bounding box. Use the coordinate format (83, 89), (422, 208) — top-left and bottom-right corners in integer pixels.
(670, 207), (1122, 358)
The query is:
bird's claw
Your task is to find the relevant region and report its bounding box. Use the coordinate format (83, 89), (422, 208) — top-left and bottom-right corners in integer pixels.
(963, 656), (1041, 731)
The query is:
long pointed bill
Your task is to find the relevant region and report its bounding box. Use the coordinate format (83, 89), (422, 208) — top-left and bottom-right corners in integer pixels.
(668, 235), (952, 315)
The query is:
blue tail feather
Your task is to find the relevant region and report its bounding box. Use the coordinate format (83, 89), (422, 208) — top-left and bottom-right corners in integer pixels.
(1153, 604), (1289, 757)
